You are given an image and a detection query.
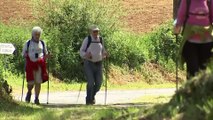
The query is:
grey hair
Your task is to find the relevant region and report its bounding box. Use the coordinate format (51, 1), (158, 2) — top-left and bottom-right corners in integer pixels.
(32, 26), (43, 37)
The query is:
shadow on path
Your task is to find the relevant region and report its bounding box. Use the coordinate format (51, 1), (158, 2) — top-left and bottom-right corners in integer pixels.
(40, 102), (153, 109)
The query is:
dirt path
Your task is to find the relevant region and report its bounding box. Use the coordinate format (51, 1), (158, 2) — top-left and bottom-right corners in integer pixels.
(13, 88), (175, 106)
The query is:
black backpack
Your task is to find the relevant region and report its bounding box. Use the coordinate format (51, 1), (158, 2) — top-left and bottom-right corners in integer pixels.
(180, 0), (212, 33)
(26, 40), (46, 55)
(85, 35), (103, 52)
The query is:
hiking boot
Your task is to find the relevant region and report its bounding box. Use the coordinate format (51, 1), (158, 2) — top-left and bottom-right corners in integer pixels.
(25, 92), (31, 103)
(86, 98), (93, 105)
(86, 99), (95, 105)
(86, 100), (93, 105)
(34, 98), (40, 105)
(92, 97), (96, 105)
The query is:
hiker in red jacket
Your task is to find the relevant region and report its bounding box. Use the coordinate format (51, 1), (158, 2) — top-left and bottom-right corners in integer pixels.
(22, 26), (49, 105)
(174, 0), (213, 79)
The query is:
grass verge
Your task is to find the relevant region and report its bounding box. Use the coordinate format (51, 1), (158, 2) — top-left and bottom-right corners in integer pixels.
(133, 95), (172, 104)
(0, 99), (147, 120)
(6, 71), (176, 95)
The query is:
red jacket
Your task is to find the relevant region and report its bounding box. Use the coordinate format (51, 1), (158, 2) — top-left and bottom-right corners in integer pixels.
(25, 55), (48, 83)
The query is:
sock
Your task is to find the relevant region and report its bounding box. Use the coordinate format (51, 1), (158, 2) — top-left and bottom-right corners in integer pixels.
(35, 96), (39, 100)
(27, 91), (32, 95)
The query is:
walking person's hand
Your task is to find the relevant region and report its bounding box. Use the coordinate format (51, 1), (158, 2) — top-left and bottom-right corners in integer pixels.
(85, 52), (92, 59)
(45, 54), (51, 59)
(24, 52), (28, 58)
(174, 26), (182, 35)
(103, 52), (109, 59)
(44, 51), (52, 59)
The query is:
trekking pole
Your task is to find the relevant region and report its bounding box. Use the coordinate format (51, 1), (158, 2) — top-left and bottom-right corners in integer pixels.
(21, 72), (25, 101)
(173, 19), (179, 91)
(47, 60), (50, 104)
(104, 55), (109, 105)
(77, 61), (85, 104)
(76, 82), (83, 103)
(104, 36), (109, 105)
(21, 59), (25, 102)
(47, 44), (50, 104)
(104, 35), (112, 105)
(175, 34), (179, 91)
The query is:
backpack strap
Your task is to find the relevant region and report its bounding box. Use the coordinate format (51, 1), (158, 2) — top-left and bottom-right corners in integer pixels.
(85, 35), (92, 52)
(40, 40), (46, 55)
(100, 37), (103, 44)
(85, 35), (103, 52)
(26, 40), (46, 55)
(26, 40), (31, 53)
(207, 0), (212, 25)
(182, 0), (191, 34)
(186, 0), (191, 21)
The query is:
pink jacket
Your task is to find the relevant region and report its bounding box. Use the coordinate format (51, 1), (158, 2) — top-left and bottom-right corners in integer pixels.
(177, 0), (213, 26)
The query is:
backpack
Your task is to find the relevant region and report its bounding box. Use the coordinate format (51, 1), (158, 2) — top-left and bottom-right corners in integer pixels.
(181, 0), (212, 33)
(26, 40), (46, 55)
(85, 35), (103, 52)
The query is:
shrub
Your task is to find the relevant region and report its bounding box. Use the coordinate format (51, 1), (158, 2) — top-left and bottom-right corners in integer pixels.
(145, 22), (181, 71)
(0, 0), (180, 83)
(0, 61), (12, 101)
(36, 0), (121, 81)
(0, 23), (30, 73)
(108, 31), (147, 69)
(143, 67), (213, 119)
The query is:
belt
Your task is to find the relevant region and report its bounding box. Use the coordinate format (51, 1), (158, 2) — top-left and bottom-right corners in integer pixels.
(189, 12), (209, 16)
(87, 60), (102, 65)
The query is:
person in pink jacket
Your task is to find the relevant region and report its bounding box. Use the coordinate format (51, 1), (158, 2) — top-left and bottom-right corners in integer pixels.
(174, 0), (213, 79)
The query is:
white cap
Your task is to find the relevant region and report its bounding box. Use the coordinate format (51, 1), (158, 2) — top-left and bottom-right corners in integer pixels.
(90, 25), (100, 31)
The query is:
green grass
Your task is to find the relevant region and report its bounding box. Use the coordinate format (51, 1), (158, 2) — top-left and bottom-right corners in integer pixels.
(133, 95), (172, 104)
(5, 72), (84, 94)
(0, 99), (146, 120)
(0, 93), (174, 120)
(5, 70), (176, 95)
(136, 70), (213, 120)
(0, 100), (98, 120)
(3, 92), (172, 120)
(108, 82), (176, 90)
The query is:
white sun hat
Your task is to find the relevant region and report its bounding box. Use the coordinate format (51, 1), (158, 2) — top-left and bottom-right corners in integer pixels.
(90, 25), (100, 31)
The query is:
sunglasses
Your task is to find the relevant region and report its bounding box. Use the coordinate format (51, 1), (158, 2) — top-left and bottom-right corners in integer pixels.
(93, 30), (99, 33)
